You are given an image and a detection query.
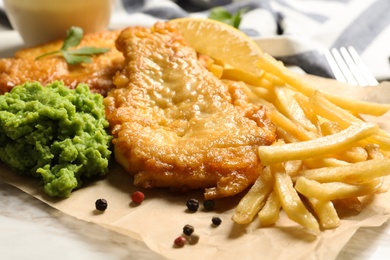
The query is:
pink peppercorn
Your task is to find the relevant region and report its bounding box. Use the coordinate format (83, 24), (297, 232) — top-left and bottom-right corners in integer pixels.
(174, 236), (187, 247)
(131, 191), (145, 204)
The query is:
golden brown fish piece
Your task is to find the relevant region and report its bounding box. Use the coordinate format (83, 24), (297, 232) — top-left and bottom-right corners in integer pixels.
(104, 22), (276, 199)
(0, 30), (124, 95)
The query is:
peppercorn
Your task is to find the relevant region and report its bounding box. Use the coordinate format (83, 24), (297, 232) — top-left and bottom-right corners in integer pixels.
(174, 236), (187, 247)
(212, 216), (222, 226)
(95, 198), (108, 211)
(203, 199), (215, 211)
(187, 234), (200, 245)
(183, 224), (194, 236)
(186, 198), (199, 212)
(131, 191), (145, 204)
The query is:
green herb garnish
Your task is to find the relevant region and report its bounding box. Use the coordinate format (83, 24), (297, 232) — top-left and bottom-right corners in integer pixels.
(208, 7), (248, 28)
(36, 26), (110, 65)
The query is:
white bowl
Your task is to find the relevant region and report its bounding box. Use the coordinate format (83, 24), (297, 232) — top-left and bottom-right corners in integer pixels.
(4, 0), (114, 46)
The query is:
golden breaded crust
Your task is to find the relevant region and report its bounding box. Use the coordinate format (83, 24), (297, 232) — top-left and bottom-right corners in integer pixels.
(104, 22), (276, 199)
(0, 30), (124, 95)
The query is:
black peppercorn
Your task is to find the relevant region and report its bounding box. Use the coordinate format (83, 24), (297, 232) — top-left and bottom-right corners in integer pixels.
(95, 198), (108, 211)
(203, 199), (215, 211)
(212, 216), (222, 226)
(183, 224), (194, 236)
(186, 199), (199, 212)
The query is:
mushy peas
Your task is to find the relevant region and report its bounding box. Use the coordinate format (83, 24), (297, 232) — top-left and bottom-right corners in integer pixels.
(0, 81), (112, 198)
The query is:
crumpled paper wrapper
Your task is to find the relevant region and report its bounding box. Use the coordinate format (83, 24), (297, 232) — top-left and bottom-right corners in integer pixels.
(1, 76), (390, 260)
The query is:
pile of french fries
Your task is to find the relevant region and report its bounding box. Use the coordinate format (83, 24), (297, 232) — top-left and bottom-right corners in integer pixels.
(218, 53), (390, 233)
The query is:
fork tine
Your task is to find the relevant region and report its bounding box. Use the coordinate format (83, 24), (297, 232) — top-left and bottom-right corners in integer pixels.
(323, 49), (347, 84)
(324, 46), (378, 87)
(330, 48), (358, 85)
(339, 46), (367, 86)
(347, 46), (379, 86)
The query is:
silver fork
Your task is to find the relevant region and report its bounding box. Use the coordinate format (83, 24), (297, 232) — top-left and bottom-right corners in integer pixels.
(324, 46), (378, 86)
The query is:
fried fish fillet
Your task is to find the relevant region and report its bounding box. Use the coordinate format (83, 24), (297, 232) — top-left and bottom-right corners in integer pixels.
(104, 22), (276, 199)
(0, 30), (124, 95)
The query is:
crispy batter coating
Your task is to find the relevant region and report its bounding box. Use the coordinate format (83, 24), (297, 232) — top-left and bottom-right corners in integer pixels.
(104, 22), (276, 199)
(0, 30), (124, 95)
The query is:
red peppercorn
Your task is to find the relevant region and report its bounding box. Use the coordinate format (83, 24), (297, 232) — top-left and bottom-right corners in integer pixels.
(174, 236), (187, 247)
(131, 191), (145, 204)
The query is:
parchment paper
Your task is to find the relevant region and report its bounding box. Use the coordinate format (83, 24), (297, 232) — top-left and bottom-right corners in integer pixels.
(1, 76), (390, 260)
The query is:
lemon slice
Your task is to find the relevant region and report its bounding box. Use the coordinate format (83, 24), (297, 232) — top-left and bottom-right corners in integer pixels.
(169, 18), (264, 81)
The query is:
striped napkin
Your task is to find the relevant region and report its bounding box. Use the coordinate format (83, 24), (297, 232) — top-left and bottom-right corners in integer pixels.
(1, 0), (389, 81)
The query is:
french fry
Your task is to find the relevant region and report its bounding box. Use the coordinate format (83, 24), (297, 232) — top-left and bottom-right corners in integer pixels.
(258, 191), (281, 227)
(242, 84), (273, 106)
(283, 160), (302, 177)
(262, 71), (285, 87)
(209, 64), (224, 78)
(371, 135), (390, 151)
(310, 91), (390, 141)
(375, 177), (387, 193)
(256, 76), (277, 90)
(320, 121), (341, 136)
(310, 91), (360, 129)
(274, 86), (318, 133)
(256, 53), (390, 116)
(258, 123), (379, 165)
(294, 91), (320, 129)
(295, 177), (382, 201)
(303, 157), (350, 168)
(274, 170), (320, 233)
(222, 46), (390, 233)
(266, 108), (318, 141)
(365, 143), (385, 159)
(250, 85), (274, 100)
(330, 146), (368, 163)
(232, 167), (273, 224)
(222, 67), (264, 86)
(300, 159), (390, 184)
(274, 127), (301, 143)
(310, 91), (390, 150)
(306, 197), (340, 229)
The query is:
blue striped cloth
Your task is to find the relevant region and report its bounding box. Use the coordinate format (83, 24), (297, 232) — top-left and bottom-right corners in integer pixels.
(1, 0), (389, 81)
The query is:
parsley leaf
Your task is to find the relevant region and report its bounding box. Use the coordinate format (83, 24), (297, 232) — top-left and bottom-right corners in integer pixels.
(62, 52), (92, 65)
(61, 26), (83, 50)
(208, 7), (248, 28)
(36, 26), (110, 65)
(62, 46), (110, 64)
(66, 46), (110, 55)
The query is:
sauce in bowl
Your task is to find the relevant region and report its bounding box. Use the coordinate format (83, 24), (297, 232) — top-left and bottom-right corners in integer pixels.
(4, 0), (114, 46)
